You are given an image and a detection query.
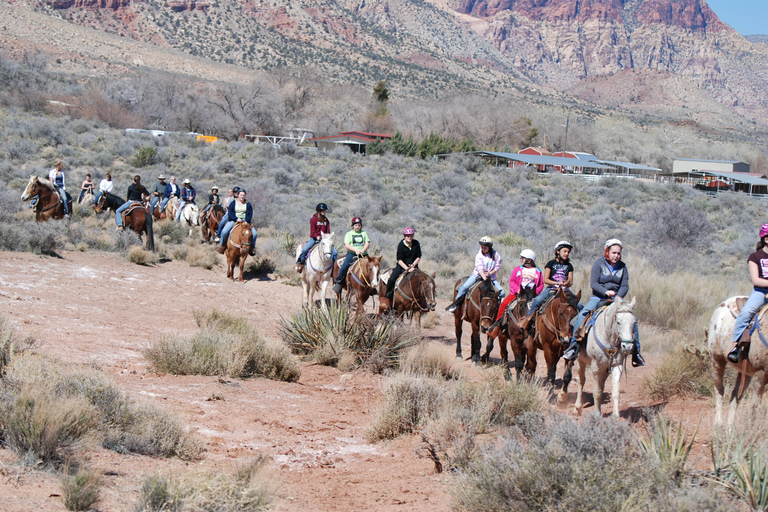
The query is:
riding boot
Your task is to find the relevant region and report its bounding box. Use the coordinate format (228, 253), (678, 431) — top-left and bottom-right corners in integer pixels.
(632, 350), (646, 367)
(517, 314), (532, 332)
(562, 337), (580, 361)
(216, 246), (226, 255)
(486, 318), (503, 339)
(294, 263), (304, 273)
(445, 295), (464, 313)
(727, 344), (741, 364)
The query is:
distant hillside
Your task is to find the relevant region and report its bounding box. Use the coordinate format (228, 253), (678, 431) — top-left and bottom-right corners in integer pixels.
(746, 35), (768, 45)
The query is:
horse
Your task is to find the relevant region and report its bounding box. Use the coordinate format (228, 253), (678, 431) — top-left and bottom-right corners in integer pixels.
(93, 192), (155, 251)
(452, 277), (501, 364)
(20, 175), (73, 222)
(573, 296), (637, 417)
(524, 287), (581, 390)
(78, 189), (94, 205)
(163, 196), (179, 221)
(201, 204), (226, 243)
(482, 285), (537, 378)
(333, 255), (382, 315)
(296, 232), (335, 308)
(707, 296), (768, 427)
(378, 268), (437, 326)
(226, 221), (253, 282)
(178, 202), (200, 237)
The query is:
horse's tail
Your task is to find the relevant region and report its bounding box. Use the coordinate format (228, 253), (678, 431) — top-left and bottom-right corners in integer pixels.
(145, 211), (155, 252)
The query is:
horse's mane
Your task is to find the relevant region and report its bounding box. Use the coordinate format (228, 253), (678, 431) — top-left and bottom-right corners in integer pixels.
(480, 278), (496, 295)
(34, 176), (54, 191)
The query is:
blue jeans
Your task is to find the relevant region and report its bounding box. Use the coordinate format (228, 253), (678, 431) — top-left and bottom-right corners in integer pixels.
(336, 253), (358, 284)
(56, 186), (68, 214)
(115, 201), (140, 227)
(160, 197), (171, 211)
(150, 196), (162, 210)
(455, 274), (504, 300)
(571, 296), (602, 342)
(219, 221), (257, 249)
(299, 239), (318, 263)
(733, 288), (768, 342)
(527, 286), (559, 317)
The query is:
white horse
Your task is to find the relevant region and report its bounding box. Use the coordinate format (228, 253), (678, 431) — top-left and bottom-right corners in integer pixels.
(178, 203), (200, 236)
(707, 296), (768, 428)
(574, 297), (637, 417)
(296, 232), (335, 308)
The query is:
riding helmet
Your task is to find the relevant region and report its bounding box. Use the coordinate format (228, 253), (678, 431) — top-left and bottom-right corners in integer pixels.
(479, 236), (493, 246)
(554, 240), (573, 252)
(351, 216), (363, 226)
(604, 238), (623, 250)
(761, 224), (768, 238)
(403, 227), (415, 236)
(316, 202), (329, 212)
(232, 186), (241, 194)
(520, 249), (536, 261)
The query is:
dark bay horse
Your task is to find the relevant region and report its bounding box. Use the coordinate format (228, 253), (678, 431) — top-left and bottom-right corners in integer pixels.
(378, 268), (437, 326)
(94, 192), (155, 251)
(482, 285), (536, 378)
(201, 204), (226, 243)
(525, 287), (580, 389)
(333, 255), (382, 315)
(452, 277), (501, 364)
(21, 175), (72, 222)
(226, 221), (253, 282)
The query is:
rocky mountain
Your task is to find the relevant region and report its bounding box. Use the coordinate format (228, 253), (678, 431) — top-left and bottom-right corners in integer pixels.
(9, 0), (768, 128)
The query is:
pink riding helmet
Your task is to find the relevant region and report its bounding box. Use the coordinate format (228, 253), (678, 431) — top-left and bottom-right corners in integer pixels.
(761, 224), (768, 238)
(403, 227), (415, 236)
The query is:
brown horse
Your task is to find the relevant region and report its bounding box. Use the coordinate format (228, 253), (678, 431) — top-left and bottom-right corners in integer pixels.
(378, 268), (437, 326)
(482, 285), (536, 378)
(452, 277), (501, 364)
(201, 204), (226, 243)
(20, 175), (73, 222)
(525, 287), (580, 387)
(333, 255), (382, 315)
(94, 192), (155, 251)
(226, 221), (253, 282)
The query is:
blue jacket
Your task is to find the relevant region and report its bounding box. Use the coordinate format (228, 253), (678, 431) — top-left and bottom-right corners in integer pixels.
(164, 183), (172, 199)
(227, 200), (253, 224)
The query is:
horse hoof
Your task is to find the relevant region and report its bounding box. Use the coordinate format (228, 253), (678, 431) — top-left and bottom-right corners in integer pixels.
(557, 391), (567, 403)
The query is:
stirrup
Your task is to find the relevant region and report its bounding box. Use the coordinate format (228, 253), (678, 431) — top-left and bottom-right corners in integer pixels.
(727, 345), (741, 364)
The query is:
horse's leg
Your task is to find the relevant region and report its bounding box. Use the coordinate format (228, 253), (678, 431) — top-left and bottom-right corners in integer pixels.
(239, 253), (247, 282)
(574, 357), (588, 415)
(542, 345), (556, 385)
(498, 332), (510, 379)
(454, 312), (463, 359)
(611, 364), (623, 418)
(712, 357), (726, 427)
(301, 275), (311, 307)
(558, 361), (573, 404)
(524, 334), (537, 377)
(481, 335), (494, 365)
(470, 324), (481, 364)
(594, 364), (609, 417)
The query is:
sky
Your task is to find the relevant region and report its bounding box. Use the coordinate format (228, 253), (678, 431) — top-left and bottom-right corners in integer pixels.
(706, 0), (768, 35)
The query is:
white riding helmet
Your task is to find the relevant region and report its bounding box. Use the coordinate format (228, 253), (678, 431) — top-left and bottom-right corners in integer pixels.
(520, 249), (536, 261)
(605, 238), (623, 250)
(554, 240), (573, 251)
(479, 236), (493, 246)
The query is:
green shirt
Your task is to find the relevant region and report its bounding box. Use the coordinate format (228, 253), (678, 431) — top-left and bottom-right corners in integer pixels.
(344, 229), (370, 255)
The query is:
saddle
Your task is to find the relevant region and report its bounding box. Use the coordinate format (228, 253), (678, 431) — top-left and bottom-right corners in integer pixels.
(573, 300), (614, 342)
(121, 202), (145, 225)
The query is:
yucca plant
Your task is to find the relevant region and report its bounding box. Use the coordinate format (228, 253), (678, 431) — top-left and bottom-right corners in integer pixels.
(638, 413), (699, 482)
(710, 428), (768, 511)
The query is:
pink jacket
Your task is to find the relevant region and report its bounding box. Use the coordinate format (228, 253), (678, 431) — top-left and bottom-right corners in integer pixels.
(508, 265), (544, 296)
(473, 249), (501, 279)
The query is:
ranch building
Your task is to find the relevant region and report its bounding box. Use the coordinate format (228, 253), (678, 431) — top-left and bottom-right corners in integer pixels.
(308, 131), (392, 154)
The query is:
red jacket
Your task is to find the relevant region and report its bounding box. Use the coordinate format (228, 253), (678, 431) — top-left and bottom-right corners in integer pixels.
(309, 213), (330, 239)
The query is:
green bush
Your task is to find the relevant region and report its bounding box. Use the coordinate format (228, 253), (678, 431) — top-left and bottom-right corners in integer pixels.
(61, 465), (101, 511)
(131, 146), (158, 167)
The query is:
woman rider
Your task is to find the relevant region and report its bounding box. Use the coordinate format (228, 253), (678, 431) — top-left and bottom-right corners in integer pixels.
(487, 249), (543, 339)
(48, 158), (69, 217)
(728, 225), (768, 364)
(445, 237), (504, 313)
(562, 239), (644, 367)
(216, 189), (257, 257)
(518, 240), (573, 331)
(385, 227), (422, 302)
(295, 203), (337, 272)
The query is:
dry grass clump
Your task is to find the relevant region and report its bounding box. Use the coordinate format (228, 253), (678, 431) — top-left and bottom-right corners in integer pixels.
(185, 245), (218, 269)
(2, 353), (202, 460)
(366, 374), (443, 441)
(154, 219), (188, 245)
(60, 464), (102, 511)
(135, 456), (274, 512)
(144, 310), (300, 381)
(278, 303), (419, 372)
(399, 341), (463, 380)
(127, 245), (158, 265)
(643, 343), (712, 401)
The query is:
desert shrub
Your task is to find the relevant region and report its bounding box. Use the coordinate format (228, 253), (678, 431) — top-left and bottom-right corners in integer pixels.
(366, 374), (444, 441)
(185, 245), (218, 269)
(135, 457), (274, 512)
(131, 146), (157, 167)
(399, 341), (463, 380)
(60, 465), (101, 511)
(2, 353), (201, 459)
(27, 222), (60, 254)
(639, 201), (712, 249)
(279, 304), (419, 371)
(144, 310), (300, 381)
(127, 245), (157, 265)
(112, 229), (142, 252)
(154, 219), (187, 244)
(643, 343), (712, 400)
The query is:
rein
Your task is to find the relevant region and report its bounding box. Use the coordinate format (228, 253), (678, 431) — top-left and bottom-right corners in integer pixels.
(228, 224), (251, 250)
(592, 305), (635, 365)
(395, 271), (431, 312)
(350, 259), (373, 288)
(34, 185), (60, 213)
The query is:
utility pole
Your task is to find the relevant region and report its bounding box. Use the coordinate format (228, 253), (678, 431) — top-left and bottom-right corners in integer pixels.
(562, 115), (570, 155)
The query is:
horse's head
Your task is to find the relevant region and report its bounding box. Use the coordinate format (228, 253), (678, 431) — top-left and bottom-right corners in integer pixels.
(479, 279), (502, 330)
(553, 289), (580, 346)
(368, 255), (382, 289)
(21, 175), (45, 201)
(93, 192), (108, 214)
(607, 296), (637, 355)
(415, 271), (437, 312)
(319, 232), (335, 261)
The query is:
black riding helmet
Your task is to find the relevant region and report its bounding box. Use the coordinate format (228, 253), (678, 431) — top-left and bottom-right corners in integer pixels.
(316, 202), (330, 212)
(232, 186), (241, 195)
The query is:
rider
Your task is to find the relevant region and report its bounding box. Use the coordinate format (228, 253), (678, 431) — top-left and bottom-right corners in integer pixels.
(48, 158), (69, 217)
(445, 237), (504, 313)
(518, 241), (574, 331)
(562, 239), (644, 366)
(728, 225), (768, 364)
(79, 173), (95, 203)
(216, 189), (257, 257)
(333, 217), (370, 294)
(175, 179), (197, 222)
(150, 175), (169, 212)
(215, 186), (240, 242)
(385, 227), (422, 302)
(487, 249), (543, 338)
(116, 175), (149, 230)
(224, 188), (235, 208)
(200, 186), (221, 217)
(96, 172), (113, 204)
(295, 203), (335, 272)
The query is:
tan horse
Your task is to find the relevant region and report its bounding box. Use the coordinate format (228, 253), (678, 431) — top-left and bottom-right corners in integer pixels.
(452, 278), (501, 364)
(226, 222), (253, 282)
(378, 268), (437, 326)
(333, 255), (382, 315)
(163, 196), (178, 221)
(525, 287), (580, 388)
(20, 175), (72, 222)
(708, 296), (768, 427)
